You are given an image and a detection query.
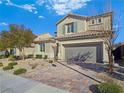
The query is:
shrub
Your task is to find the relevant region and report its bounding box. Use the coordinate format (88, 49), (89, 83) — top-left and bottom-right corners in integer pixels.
(0, 55), (4, 59)
(8, 55), (16, 61)
(3, 65), (13, 70)
(44, 55), (48, 59)
(36, 55), (42, 59)
(14, 68), (27, 75)
(27, 55), (33, 58)
(15, 56), (22, 60)
(5, 50), (10, 58)
(31, 65), (37, 69)
(0, 62), (3, 67)
(52, 64), (56, 67)
(97, 82), (123, 93)
(28, 62), (38, 69)
(49, 60), (53, 63)
(8, 62), (17, 66)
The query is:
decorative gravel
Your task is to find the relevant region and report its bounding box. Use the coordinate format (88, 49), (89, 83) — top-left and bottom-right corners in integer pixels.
(22, 60), (98, 93)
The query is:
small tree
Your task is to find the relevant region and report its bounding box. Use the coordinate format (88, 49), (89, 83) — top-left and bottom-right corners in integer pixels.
(102, 0), (122, 73)
(104, 18), (121, 73)
(0, 31), (11, 51)
(103, 30), (115, 73)
(88, 0), (122, 73)
(0, 31), (12, 57)
(0, 24), (35, 59)
(9, 24), (35, 59)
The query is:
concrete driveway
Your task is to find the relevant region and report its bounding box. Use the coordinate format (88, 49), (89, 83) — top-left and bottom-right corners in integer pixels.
(0, 71), (70, 93)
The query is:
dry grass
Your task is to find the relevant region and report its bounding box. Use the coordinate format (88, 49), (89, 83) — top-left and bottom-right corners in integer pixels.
(96, 73), (124, 87)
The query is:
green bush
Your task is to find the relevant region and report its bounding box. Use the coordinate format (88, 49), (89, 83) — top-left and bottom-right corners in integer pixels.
(44, 55), (48, 59)
(5, 50), (10, 58)
(8, 55), (16, 61)
(3, 65), (13, 70)
(8, 62), (17, 66)
(97, 82), (123, 93)
(49, 60), (53, 63)
(36, 55), (42, 59)
(0, 55), (4, 59)
(14, 68), (27, 75)
(0, 62), (3, 67)
(28, 55), (33, 58)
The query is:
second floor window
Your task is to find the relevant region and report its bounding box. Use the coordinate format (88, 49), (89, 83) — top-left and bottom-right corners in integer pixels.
(92, 20), (95, 24)
(98, 18), (101, 23)
(40, 43), (45, 52)
(65, 23), (74, 33)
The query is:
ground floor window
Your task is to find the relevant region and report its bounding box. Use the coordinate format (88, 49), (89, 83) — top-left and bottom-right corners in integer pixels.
(40, 43), (45, 52)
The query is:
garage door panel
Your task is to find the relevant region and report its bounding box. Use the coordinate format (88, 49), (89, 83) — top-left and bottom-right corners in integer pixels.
(64, 44), (102, 63)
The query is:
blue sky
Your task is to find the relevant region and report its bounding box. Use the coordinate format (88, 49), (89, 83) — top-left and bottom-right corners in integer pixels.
(0, 0), (124, 43)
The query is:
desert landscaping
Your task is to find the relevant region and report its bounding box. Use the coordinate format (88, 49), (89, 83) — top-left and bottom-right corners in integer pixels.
(0, 58), (124, 93)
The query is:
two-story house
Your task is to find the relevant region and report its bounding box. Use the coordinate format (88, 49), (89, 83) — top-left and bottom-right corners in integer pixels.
(55, 12), (112, 63)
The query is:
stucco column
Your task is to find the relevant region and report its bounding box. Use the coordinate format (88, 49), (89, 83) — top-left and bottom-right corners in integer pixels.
(61, 44), (65, 60)
(57, 43), (61, 60)
(103, 43), (109, 63)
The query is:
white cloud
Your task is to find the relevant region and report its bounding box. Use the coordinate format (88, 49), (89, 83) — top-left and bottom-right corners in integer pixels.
(2, 0), (91, 16)
(34, 11), (38, 14)
(51, 0), (90, 15)
(21, 4), (36, 12)
(0, 1), (2, 4)
(46, 5), (51, 10)
(37, 0), (91, 15)
(0, 22), (8, 26)
(6, 0), (36, 13)
(38, 15), (44, 19)
(36, 0), (45, 5)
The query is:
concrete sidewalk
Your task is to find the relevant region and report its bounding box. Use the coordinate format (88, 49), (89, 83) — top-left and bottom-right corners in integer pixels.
(0, 71), (70, 93)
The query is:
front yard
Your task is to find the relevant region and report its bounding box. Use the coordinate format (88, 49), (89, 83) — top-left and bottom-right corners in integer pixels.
(0, 59), (124, 93)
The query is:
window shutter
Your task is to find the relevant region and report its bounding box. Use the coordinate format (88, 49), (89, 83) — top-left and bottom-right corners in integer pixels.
(74, 22), (77, 33)
(62, 25), (65, 35)
(43, 43), (45, 52)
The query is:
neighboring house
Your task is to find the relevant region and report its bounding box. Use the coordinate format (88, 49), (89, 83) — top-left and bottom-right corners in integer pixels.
(33, 33), (55, 59)
(55, 12), (113, 63)
(113, 43), (124, 60)
(0, 46), (35, 57)
(14, 47), (35, 56)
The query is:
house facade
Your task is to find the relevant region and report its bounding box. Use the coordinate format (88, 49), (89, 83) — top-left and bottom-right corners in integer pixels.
(55, 12), (112, 63)
(33, 33), (55, 59)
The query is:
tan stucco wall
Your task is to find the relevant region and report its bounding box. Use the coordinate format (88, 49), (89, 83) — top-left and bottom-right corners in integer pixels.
(34, 43), (55, 59)
(87, 16), (112, 31)
(57, 38), (109, 62)
(15, 47), (34, 56)
(57, 14), (112, 37)
(57, 17), (86, 37)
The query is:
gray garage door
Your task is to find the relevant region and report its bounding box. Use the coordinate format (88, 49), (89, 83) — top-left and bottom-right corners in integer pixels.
(64, 43), (103, 63)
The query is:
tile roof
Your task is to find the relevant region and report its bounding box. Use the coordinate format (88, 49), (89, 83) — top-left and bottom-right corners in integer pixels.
(33, 38), (55, 43)
(56, 30), (112, 41)
(33, 33), (55, 43)
(35, 33), (52, 39)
